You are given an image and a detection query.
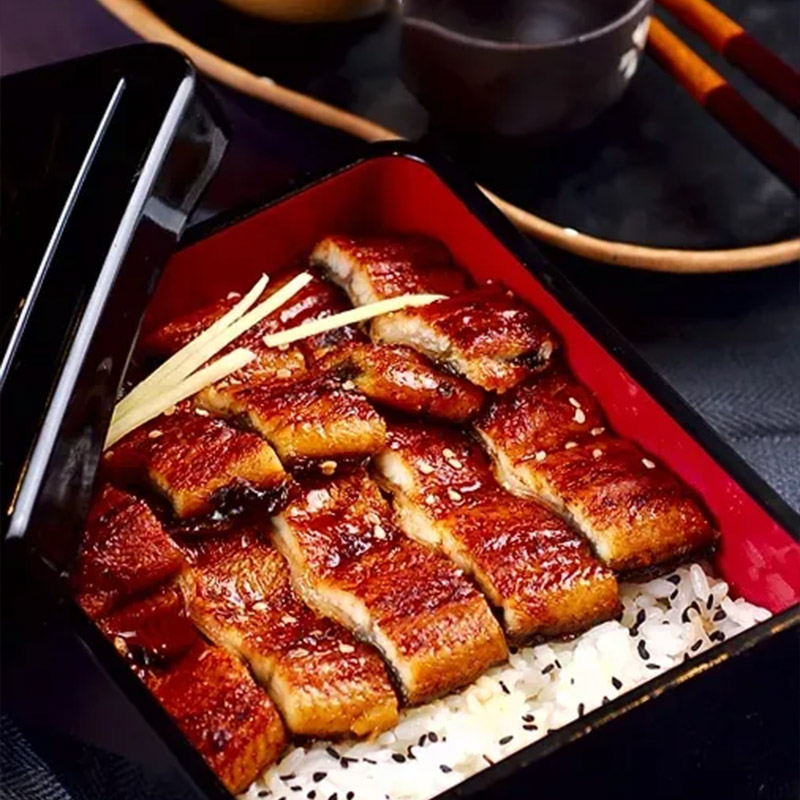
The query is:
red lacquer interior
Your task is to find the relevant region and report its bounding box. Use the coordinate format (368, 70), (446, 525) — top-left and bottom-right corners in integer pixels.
(144, 155), (800, 613)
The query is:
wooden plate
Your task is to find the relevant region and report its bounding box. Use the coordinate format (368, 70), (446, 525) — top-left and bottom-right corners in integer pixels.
(98, 0), (800, 271)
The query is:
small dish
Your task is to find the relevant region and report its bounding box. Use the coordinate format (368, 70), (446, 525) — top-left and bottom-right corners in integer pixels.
(401, 0), (653, 135)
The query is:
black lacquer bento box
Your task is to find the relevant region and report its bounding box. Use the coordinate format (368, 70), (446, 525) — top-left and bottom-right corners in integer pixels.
(2, 45), (798, 800)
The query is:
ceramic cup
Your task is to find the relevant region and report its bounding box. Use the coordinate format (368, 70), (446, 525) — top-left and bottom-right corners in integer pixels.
(401, 0), (653, 136)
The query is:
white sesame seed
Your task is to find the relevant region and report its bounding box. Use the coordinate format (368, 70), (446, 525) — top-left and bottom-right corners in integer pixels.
(535, 450), (546, 462)
(281, 614), (297, 624)
(447, 458), (463, 469)
(642, 458), (656, 469)
(573, 408), (586, 424)
(447, 488), (462, 502)
(418, 461), (435, 475)
(276, 368), (292, 379)
(342, 380), (356, 391)
(373, 524), (387, 539)
(194, 407), (209, 416)
(104, 450), (114, 459)
(320, 460), (338, 476)
(443, 448), (456, 459)
(425, 494), (437, 505)
(227, 291), (241, 300)
(148, 429), (163, 439)
(592, 449), (602, 458)
(163, 405), (176, 416)
(252, 602), (268, 611)
(565, 441), (578, 449)
(591, 427), (605, 436)
(277, 343), (290, 351)
(339, 643), (355, 654)
(568, 397), (581, 408)
(294, 648), (309, 657)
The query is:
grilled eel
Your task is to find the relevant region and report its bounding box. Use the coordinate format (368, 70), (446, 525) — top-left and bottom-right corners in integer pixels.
(312, 234), (557, 392)
(272, 470), (507, 704)
(178, 526), (398, 737)
(375, 421), (620, 641)
(475, 366), (718, 571)
(101, 586), (287, 794)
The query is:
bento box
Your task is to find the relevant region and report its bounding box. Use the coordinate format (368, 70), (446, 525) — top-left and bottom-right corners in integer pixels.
(2, 56), (798, 800)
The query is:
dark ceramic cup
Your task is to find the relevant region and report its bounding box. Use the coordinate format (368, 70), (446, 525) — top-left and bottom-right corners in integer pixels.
(401, 0), (653, 136)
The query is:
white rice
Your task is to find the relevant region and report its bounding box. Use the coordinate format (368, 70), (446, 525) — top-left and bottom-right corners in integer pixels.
(242, 562), (770, 800)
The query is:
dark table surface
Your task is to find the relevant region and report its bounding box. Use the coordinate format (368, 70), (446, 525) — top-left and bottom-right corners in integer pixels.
(1, 1), (798, 799)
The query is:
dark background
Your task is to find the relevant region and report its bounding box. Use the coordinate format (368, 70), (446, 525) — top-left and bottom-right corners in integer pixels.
(0, 0), (798, 798)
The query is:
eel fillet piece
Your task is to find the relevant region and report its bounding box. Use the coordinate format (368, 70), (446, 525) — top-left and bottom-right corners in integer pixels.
(475, 367), (717, 571)
(375, 421), (620, 641)
(272, 470), (507, 704)
(72, 486), (185, 618)
(104, 411), (289, 520)
(178, 527), (398, 737)
(315, 341), (484, 423)
(100, 586), (287, 794)
(313, 234), (557, 392)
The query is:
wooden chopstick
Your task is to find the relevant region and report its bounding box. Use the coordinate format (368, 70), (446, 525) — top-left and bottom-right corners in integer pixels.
(657, 0), (800, 117)
(647, 17), (800, 192)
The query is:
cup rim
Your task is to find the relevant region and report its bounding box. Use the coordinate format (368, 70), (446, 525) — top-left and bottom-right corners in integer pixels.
(402, 0), (652, 51)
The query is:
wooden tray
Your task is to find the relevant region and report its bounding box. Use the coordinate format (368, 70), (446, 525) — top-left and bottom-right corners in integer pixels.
(98, 0), (800, 272)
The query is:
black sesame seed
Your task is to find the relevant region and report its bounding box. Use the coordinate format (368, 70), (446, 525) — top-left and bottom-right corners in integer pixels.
(637, 640), (650, 660)
(523, 724), (538, 731)
(713, 609), (726, 622)
(499, 735), (513, 745)
(601, 696), (610, 705)
(510, 646), (519, 654)
(418, 734), (427, 747)
(428, 732), (439, 743)
(710, 630), (726, 643)
(326, 746), (340, 760)
(329, 794), (338, 800)
(555, 659), (562, 668)
(307, 793), (316, 799)
(291, 787), (302, 793)
(578, 703), (585, 717)
(667, 574), (681, 585)
(522, 714), (535, 722)
(611, 676), (623, 690)
(440, 764), (452, 773)
(281, 775), (296, 782)
(570, 678), (575, 685)
(407, 747), (416, 760)
(646, 663), (660, 670)
(636, 609), (646, 626)
(669, 590), (678, 601)
(706, 594), (714, 610)
(392, 753), (406, 763)
(363, 758), (377, 765)
(541, 663), (555, 675)
(499, 680), (510, 695)
(683, 652), (690, 662)
(339, 759), (349, 770)
(347, 793), (354, 800)
(691, 639), (703, 652)
(258, 792), (270, 798)
(312, 773), (326, 783)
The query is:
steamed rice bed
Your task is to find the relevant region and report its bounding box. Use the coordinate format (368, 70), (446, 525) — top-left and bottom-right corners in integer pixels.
(243, 562), (769, 800)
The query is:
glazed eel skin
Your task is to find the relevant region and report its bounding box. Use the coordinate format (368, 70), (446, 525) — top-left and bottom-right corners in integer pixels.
(375, 420), (620, 641)
(272, 470), (508, 704)
(474, 364), (718, 571)
(178, 525), (398, 737)
(75, 487), (286, 794)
